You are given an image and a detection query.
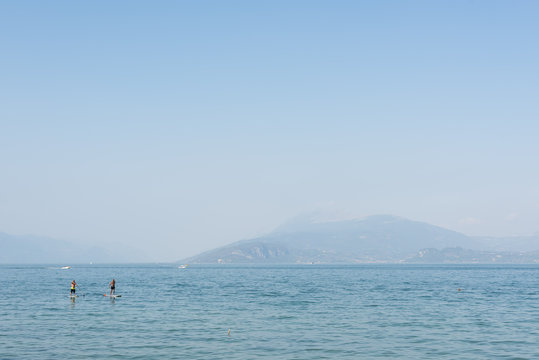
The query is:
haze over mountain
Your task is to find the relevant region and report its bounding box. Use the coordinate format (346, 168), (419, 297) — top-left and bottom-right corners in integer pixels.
(182, 215), (539, 264)
(0, 232), (146, 264)
(3, 215), (539, 264)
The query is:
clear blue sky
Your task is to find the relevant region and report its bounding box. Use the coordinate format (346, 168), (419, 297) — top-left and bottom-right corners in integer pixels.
(1, 1), (538, 261)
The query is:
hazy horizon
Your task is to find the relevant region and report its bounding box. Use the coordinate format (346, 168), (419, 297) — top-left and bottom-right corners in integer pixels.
(1, 1), (538, 262)
(2, 212), (539, 263)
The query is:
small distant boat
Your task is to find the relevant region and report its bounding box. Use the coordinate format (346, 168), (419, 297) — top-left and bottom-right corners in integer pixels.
(61, 266), (71, 270)
(178, 264), (189, 269)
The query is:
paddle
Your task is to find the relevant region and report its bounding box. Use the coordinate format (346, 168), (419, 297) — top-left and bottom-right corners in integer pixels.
(76, 284), (85, 297)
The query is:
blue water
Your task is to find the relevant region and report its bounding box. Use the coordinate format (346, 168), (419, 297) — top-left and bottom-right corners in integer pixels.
(1, 264), (539, 359)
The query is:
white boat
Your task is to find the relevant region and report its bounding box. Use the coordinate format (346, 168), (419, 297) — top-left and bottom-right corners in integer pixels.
(61, 266), (71, 270)
(178, 264), (189, 269)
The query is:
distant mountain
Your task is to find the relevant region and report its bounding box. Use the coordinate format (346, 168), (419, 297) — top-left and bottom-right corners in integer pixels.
(408, 247), (539, 264)
(181, 215), (539, 264)
(471, 235), (539, 252)
(0, 232), (144, 264)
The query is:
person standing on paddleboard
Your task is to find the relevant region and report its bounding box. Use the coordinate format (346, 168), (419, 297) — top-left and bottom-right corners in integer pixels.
(109, 279), (116, 296)
(71, 280), (77, 295)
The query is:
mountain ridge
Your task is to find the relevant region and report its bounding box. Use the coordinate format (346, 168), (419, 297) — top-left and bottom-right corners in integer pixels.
(181, 215), (539, 264)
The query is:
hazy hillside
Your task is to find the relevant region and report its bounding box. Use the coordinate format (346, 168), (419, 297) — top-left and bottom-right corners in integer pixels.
(182, 215), (539, 264)
(407, 247), (539, 264)
(472, 235), (539, 252)
(0, 232), (145, 264)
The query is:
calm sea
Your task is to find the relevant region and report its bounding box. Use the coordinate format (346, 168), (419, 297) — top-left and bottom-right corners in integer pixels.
(1, 264), (538, 359)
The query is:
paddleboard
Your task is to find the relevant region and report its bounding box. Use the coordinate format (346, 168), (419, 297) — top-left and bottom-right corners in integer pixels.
(69, 295), (78, 298)
(104, 294), (122, 298)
